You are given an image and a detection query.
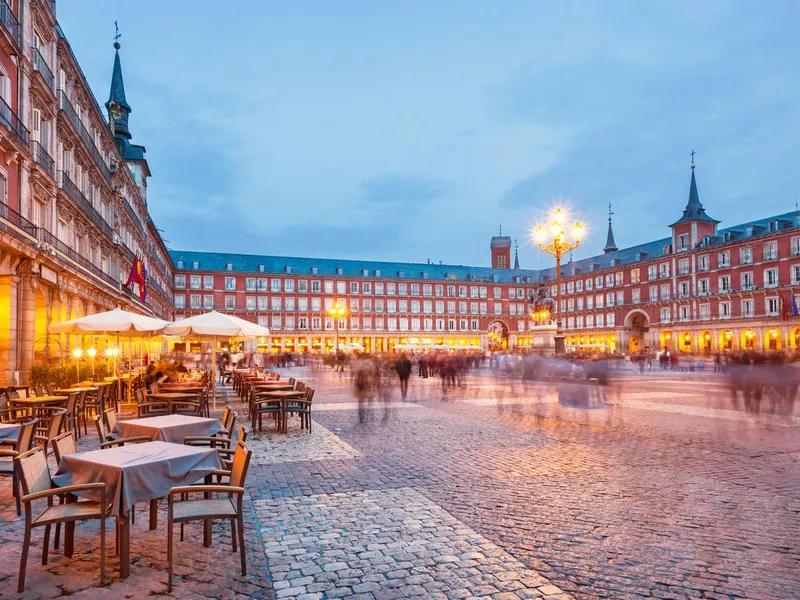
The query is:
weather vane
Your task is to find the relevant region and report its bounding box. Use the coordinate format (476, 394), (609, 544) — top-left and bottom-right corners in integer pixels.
(690, 149), (695, 164)
(608, 202), (613, 223)
(114, 21), (122, 46)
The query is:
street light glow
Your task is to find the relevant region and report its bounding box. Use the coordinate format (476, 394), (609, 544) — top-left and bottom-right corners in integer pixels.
(87, 347), (97, 358)
(72, 348), (83, 358)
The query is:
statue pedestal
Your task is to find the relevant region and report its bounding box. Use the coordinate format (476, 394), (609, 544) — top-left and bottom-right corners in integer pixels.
(529, 324), (558, 355)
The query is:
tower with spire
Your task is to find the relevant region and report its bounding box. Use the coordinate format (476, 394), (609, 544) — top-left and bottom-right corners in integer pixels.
(106, 24), (151, 199)
(604, 203), (618, 253)
(670, 152), (719, 252)
(513, 239), (520, 269)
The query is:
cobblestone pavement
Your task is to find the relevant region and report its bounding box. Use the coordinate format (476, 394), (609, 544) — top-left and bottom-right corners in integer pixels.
(1, 367), (798, 599)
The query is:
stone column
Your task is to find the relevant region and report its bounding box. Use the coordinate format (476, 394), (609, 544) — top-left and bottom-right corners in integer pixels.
(17, 274), (36, 384)
(0, 275), (19, 383)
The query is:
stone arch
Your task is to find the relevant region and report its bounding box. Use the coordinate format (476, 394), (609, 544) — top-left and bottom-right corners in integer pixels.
(487, 320), (509, 352)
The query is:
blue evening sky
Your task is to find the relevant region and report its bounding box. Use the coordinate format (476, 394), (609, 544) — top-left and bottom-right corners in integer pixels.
(59, 1), (800, 270)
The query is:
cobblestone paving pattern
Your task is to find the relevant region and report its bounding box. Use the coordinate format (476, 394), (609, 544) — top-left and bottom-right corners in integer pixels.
(255, 487), (570, 599)
(2, 367), (799, 599)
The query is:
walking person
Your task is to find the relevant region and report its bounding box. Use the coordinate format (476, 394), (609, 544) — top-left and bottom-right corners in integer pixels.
(394, 353), (412, 399)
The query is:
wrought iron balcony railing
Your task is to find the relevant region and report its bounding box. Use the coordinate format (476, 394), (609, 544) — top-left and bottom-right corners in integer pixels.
(0, 0), (20, 48)
(33, 141), (55, 177)
(122, 197), (144, 237)
(58, 91), (112, 183)
(37, 227), (120, 290)
(31, 47), (54, 91)
(0, 200), (38, 241)
(59, 172), (114, 238)
(0, 95), (29, 147)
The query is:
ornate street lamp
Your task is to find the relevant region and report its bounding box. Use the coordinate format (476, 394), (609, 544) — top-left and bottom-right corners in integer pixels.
(531, 308), (551, 326)
(328, 302), (347, 352)
(533, 208), (583, 355)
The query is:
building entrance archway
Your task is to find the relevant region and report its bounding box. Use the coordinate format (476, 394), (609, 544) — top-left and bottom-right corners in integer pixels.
(624, 310), (649, 355)
(487, 320), (509, 352)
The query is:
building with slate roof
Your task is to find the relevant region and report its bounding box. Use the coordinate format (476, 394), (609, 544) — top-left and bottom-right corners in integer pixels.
(170, 160), (800, 355)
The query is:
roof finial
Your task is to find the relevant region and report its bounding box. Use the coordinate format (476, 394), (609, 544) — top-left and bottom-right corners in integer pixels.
(690, 149), (696, 170)
(513, 239), (520, 270)
(604, 202), (618, 254)
(114, 20), (121, 49)
(499, 223), (502, 236)
(608, 202), (613, 224)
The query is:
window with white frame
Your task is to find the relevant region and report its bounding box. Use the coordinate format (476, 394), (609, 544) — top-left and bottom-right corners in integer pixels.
(718, 275), (731, 293)
(224, 277), (235, 291)
(362, 298), (371, 312)
(659, 263), (670, 278)
(648, 265), (657, 280)
(586, 278), (593, 291)
(679, 281), (689, 298)
(615, 272), (624, 286)
(363, 282), (372, 294)
(678, 259), (689, 275)
(677, 233), (688, 252)
(271, 297), (281, 310)
(699, 304), (710, 320)
(616, 291), (624, 305)
(174, 294), (185, 309)
(298, 297), (308, 310)
(258, 297), (267, 310)
(375, 317), (384, 331)
(285, 297), (295, 311)
(271, 316), (282, 330)
(349, 298), (359, 312)
(350, 282), (359, 294)
(298, 280), (308, 292)
(719, 301), (731, 318)
(337, 281), (346, 294)
(311, 280), (321, 292)
(225, 296), (235, 310)
(698, 254), (710, 271)
(298, 317), (308, 330)
(311, 298), (321, 311)
(649, 286), (657, 302)
(698, 278), (709, 295)
(741, 299), (754, 317)
(204, 275), (214, 290)
(245, 278), (256, 291)
(175, 275), (186, 289)
(285, 279), (295, 293)
(740, 246), (753, 264)
(679, 306), (690, 321)
(741, 272), (754, 290)
(763, 241), (778, 261)
(792, 264), (800, 285)
(606, 292), (615, 307)
(311, 316), (321, 330)
(605, 274), (614, 287)
(660, 284), (670, 300)
(717, 251), (730, 268)
(764, 268), (778, 288)
(660, 307), (670, 323)
(766, 297), (779, 316)
(362, 317), (371, 330)
(204, 295), (214, 309)
(606, 313), (615, 327)
(586, 314), (594, 328)
(586, 296), (594, 309)
(245, 297), (255, 310)
(630, 268), (640, 283)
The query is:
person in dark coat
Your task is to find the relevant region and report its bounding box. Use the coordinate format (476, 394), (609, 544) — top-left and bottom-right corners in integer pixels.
(394, 353), (412, 399)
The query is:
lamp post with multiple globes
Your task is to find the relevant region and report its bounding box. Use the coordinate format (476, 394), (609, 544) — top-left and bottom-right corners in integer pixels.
(533, 208), (583, 355)
(328, 302), (348, 353)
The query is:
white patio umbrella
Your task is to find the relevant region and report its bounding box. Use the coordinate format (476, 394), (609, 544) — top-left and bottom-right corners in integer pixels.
(49, 307), (170, 400)
(161, 310), (270, 409)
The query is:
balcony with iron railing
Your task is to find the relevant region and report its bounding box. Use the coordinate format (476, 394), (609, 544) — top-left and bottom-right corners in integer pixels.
(58, 91), (112, 183)
(59, 172), (114, 239)
(0, 95), (29, 147)
(0, 200), (38, 242)
(33, 141), (54, 178)
(0, 0), (20, 48)
(31, 47), (54, 92)
(122, 197), (144, 237)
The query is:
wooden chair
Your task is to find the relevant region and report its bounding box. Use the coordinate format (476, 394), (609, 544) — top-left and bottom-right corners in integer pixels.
(166, 441), (252, 592)
(34, 385), (46, 397)
(185, 425), (248, 469)
(171, 399), (203, 416)
(51, 431), (77, 465)
(62, 392), (80, 439)
(135, 388), (169, 418)
(35, 409), (67, 457)
(45, 384), (56, 396)
(284, 388), (314, 433)
(251, 391), (283, 433)
(102, 409), (119, 439)
(14, 445), (108, 593)
(218, 406), (236, 439)
(0, 418), (38, 515)
(93, 415), (150, 448)
(83, 385), (105, 434)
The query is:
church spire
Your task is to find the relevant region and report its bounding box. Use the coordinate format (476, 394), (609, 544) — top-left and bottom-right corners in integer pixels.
(603, 202), (618, 253)
(106, 22), (131, 141)
(513, 239), (520, 269)
(671, 152), (719, 226)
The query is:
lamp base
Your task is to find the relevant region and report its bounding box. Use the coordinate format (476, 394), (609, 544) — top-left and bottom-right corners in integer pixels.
(554, 322), (565, 355)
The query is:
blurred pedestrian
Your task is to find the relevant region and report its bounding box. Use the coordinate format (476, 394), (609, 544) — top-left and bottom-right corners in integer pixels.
(394, 353), (412, 399)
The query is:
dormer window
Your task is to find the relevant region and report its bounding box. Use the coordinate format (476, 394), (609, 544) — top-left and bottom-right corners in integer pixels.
(192, 260), (199, 270)
(311, 266), (318, 275)
(336, 267), (343, 275)
(258, 264), (265, 273)
(361, 269), (368, 277)
(226, 262), (233, 271)
(285, 265), (292, 274)
(176, 260), (184, 269)
(374, 269), (381, 277)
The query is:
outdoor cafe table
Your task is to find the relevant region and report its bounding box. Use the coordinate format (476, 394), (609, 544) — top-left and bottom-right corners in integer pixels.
(115, 414), (221, 444)
(53, 387), (98, 395)
(0, 422), (20, 442)
(52, 441), (222, 578)
(252, 390), (305, 432)
(158, 383), (205, 391)
(9, 396), (68, 416)
(252, 383), (295, 391)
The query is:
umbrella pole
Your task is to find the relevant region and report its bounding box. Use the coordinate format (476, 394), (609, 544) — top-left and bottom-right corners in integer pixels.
(128, 337), (133, 405)
(116, 333), (121, 405)
(212, 335), (217, 411)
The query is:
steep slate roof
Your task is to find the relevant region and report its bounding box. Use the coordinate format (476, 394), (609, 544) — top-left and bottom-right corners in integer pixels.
(603, 218), (618, 253)
(671, 167), (719, 226)
(169, 210), (800, 284)
(168, 250), (540, 283)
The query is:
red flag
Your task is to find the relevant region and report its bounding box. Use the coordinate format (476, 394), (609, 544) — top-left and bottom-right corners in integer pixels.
(125, 254), (146, 301)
